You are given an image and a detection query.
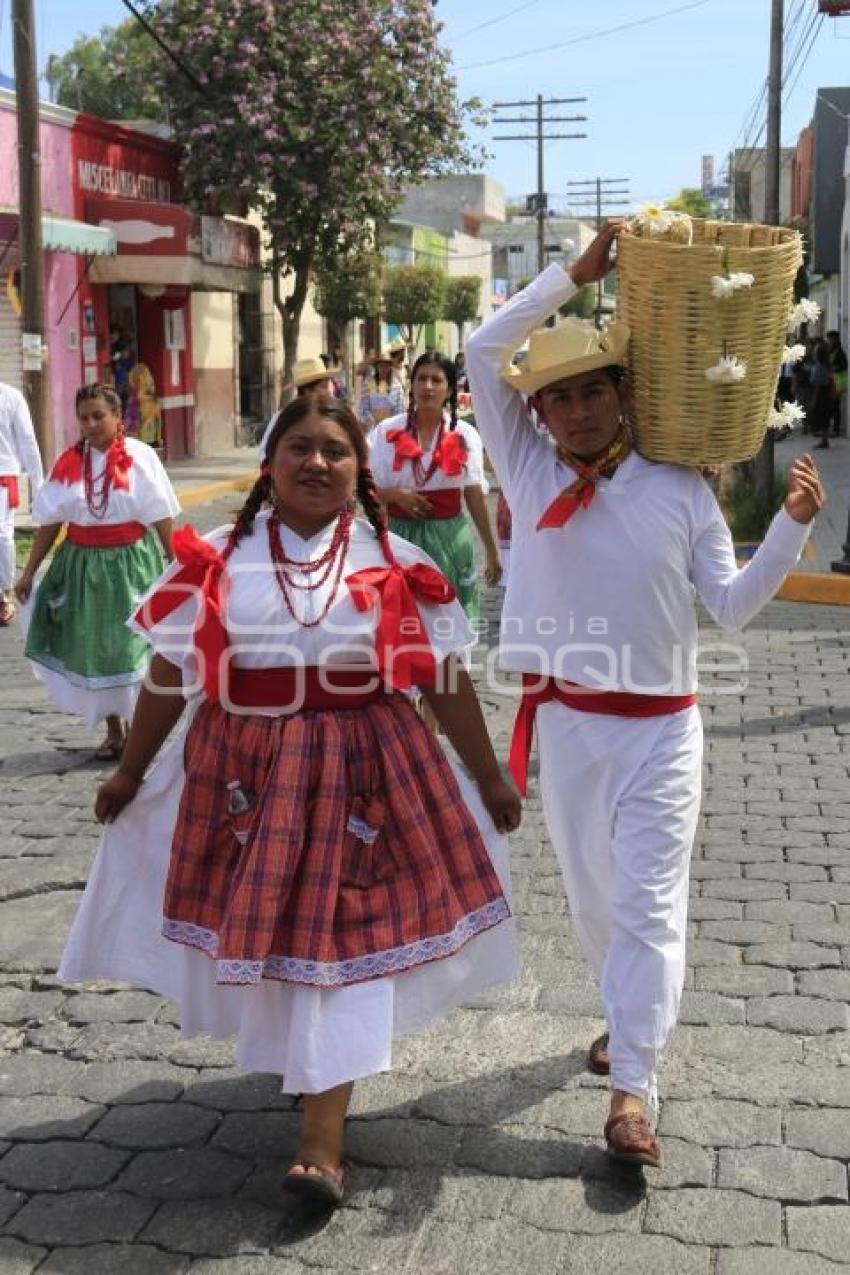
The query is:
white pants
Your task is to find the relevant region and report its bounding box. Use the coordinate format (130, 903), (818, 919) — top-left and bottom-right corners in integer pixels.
(537, 702), (702, 1107)
(0, 486), (14, 592)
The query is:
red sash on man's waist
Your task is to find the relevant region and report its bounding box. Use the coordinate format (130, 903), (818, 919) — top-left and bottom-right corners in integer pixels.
(508, 673), (698, 796)
(66, 521), (147, 547)
(387, 488), (462, 521)
(0, 476), (20, 509)
(227, 665), (387, 711)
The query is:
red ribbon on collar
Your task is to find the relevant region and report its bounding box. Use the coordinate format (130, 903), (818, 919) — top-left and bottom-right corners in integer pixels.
(134, 524), (228, 701)
(345, 561), (456, 691)
(434, 431), (467, 476)
(386, 428), (424, 472)
(50, 439), (134, 491)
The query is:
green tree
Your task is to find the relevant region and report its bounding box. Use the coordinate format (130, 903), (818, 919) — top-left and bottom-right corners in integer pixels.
(313, 250), (384, 399)
(382, 264), (447, 355)
(666, 187), (713, 218)
(443, 276), (481, 350)
(150, 0), (483, 387)
(558, 285), (596, 320)
(44, 20), (166, 120)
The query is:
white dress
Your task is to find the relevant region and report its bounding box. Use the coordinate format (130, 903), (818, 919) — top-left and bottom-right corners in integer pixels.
(59, 512), (519, 1093)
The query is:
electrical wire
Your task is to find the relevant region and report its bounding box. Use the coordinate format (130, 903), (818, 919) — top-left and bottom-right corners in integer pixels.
(458, 0), (711, 71)
(450, 0), (545, 42)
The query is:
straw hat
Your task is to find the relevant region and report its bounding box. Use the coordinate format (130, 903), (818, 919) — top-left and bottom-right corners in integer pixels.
(286, 356), (339, 389)
(388, 337), (407, 357)
(501, 317), (630, 395)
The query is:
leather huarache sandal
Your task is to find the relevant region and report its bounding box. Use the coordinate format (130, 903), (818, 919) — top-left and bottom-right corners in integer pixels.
(604, 1111), (661, 1169)
(282, 1161), (346, 1208)
(0, 596), (16, 626)
(587, 1032), (610, 1075)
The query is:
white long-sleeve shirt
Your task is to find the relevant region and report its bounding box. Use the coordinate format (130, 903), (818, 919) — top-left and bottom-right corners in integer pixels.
(0, 383), (44, 496)
(465, 264), (811, 694)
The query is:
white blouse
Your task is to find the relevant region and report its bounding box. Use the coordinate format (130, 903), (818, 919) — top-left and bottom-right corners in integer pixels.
(368, 413), (486, 493)
(33, 437), (181, 528)
(132, 510), (475, 704)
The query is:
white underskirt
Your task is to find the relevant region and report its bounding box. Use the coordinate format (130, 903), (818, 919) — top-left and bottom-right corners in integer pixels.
(58, 713), (519, 1093)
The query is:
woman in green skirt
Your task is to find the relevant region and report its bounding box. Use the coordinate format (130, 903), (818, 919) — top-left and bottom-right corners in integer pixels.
(15, 383), (179, 759)
(368, 351), (501, 627)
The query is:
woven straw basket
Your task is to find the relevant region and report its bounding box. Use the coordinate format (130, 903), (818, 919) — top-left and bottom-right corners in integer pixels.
(616, 219), (802, 465)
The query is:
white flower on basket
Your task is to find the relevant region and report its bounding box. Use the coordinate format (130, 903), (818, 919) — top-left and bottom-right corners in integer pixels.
(710, 272), (755, 299)
(789, 298), (821, 325)
(704, 355), (747, 384)
(781, 343), (806, 364)
(768, 401), (806, 431)
(634, 201), (673, 234)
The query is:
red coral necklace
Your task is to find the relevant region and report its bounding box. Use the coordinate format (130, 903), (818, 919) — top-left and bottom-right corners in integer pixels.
(267, 507), (353, 628)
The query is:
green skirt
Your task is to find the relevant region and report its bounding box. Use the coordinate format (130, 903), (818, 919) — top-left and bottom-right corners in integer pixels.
(26, 531), (165, 688)
(389, 512), (479, 624)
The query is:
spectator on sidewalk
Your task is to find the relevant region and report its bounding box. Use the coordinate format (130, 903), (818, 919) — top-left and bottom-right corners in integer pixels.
(60, 393), (520, 1210)
(826, 330), (847, 438)
(15, 383), (179, 760)
(257, 357), (340, 458)
(0, 381), (43, 626)
(358, 351), (405, 434)
(810, 340), (834, 449)
(466, 221), (824, 1171)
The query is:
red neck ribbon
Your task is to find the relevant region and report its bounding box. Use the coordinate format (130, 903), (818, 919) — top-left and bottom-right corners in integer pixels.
(51, 438), (134, 491)
(536, 429), (631, 531)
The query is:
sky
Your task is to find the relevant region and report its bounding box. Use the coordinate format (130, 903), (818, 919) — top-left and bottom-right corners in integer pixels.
(1, 0), (849, 212)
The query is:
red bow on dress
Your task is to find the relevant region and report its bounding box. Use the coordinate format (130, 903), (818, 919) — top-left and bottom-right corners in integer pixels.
(134, 524), (228, 702)
(536, 429), (631, 531)
(345, 561), (456, 691)
(50, 439), (134, 490)
(434, 431), (467, 477)
(386, 429), (423, 472)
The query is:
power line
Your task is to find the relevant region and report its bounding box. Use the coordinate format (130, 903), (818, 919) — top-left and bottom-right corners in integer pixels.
(119, 0), (207, 96)
(459, 0), (711, 71)
(451, 0), (545, 42)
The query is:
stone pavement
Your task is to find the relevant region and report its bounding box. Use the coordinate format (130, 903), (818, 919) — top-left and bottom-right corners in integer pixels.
(0, 493), (849, 1273)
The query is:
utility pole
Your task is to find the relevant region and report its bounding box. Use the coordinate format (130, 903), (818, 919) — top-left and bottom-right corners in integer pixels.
(12, 0), (49, 462)
(566, 177), (630, 324)
(754, 0), (783, 507)
(492, 95), (588, 274)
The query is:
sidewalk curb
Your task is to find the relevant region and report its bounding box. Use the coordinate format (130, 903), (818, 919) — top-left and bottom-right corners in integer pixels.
(175, 474), (256, 511)
(776, 570), (850, 607)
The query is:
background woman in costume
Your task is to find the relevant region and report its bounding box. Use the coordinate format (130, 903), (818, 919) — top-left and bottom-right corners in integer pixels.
(15, 383), (179, 760)
(59, 394), (520, 1209)
(357, 350), (406, 433)
(368, 350), (502, 626)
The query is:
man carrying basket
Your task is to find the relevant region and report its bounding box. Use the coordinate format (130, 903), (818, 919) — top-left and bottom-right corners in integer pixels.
(466, 221), (824, 1169)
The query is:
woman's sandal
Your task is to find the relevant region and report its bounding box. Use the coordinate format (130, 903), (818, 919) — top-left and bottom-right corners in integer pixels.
(93, 739), (125, 762)
(0, 596), (16, 626)
(282, 1161), (346, 1208)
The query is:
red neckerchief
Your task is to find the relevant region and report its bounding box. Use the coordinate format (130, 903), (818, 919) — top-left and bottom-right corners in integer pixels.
(50, 437), (133, 492)
(536, 428), (631, 531)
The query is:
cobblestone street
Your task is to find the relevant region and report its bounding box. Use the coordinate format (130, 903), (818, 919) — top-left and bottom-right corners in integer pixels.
(0, 495), (849, 1273)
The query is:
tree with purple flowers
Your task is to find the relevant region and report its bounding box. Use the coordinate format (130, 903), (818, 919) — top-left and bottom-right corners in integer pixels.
(148, 0), (483, 390)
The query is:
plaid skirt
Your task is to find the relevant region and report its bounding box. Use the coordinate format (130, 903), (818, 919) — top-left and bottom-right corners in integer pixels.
(163, 694), (510, 988)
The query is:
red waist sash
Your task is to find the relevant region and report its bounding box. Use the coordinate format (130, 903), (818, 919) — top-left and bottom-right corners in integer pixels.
(226, 665), (388, 712)
(508, 673), (698, 796)
(0, 476), (20, 509)
(387, 488), (462, 521)
(66, 521), (147, 547)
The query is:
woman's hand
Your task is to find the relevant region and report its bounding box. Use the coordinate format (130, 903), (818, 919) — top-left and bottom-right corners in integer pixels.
(94, 770), (141, 824)
(569, 219), (630, 288)
(14, 572), (33, 603)
(477, 772), (522, 834)
(483, 553), (503, 587)
(390, 488), (432, 519)
(784, 454), (825, 524)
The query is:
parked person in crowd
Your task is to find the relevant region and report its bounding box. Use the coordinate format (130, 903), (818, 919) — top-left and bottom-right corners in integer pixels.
(257, 356), (340, 457)
(454, 351), (470, 394)
(0, 381), (44, 627)
(389, 338), (410, 394)
(358, 351), (405, 433)
(15, 383), (179, 760)
(809, 340), (834, 449)
(826, 329), (847, 438)
(59, 394), (521, 1210)
(329, 344), (348, 400)
(369, 350), (502, 625)
(466, 222), (824, 1169)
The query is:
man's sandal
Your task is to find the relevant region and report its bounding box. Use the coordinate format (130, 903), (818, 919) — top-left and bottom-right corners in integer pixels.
(587, 1032), (610, 1075)
(282, 1161), (345, 1208)
(604, 1112), (661, 1169)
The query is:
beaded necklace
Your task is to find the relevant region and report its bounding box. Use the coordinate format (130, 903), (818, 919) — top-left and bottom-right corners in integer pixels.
(83, 442), (114, 519)
(266, 507), (354, 628)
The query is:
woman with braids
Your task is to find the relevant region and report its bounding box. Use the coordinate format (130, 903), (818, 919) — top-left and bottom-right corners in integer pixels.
(369, 350), (502, 626)
(59, 394), (521, 1209)
(15, 383), (179, 760)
